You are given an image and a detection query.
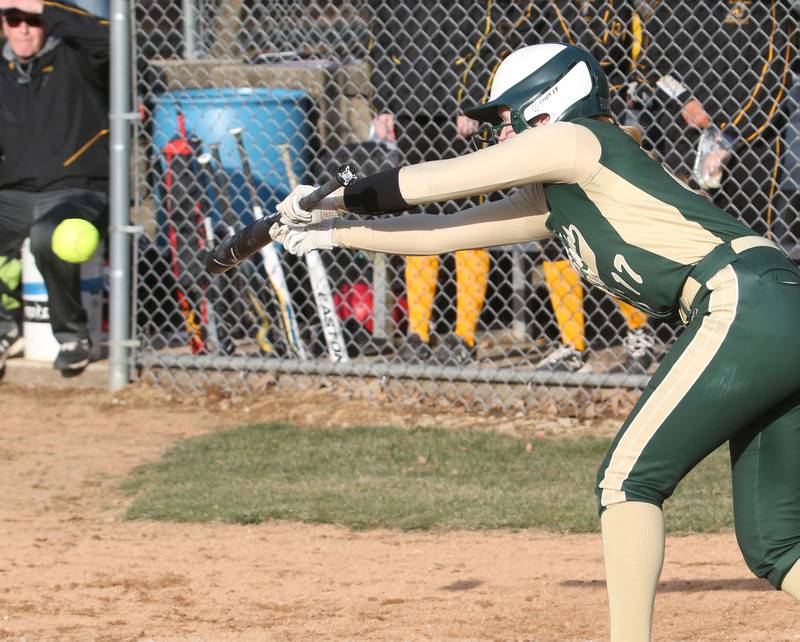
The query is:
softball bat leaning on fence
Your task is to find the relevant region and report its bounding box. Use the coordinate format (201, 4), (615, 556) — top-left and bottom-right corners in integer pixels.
(279, 143), (349, 362)
(229, 127), (306, 358)
(205, 163), (358, 275)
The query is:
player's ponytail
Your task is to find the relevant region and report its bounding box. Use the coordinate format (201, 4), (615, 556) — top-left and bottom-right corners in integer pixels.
(620, 125), (644, 146)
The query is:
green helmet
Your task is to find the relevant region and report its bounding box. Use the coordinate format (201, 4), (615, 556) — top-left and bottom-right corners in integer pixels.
(464, 43), (610, 134)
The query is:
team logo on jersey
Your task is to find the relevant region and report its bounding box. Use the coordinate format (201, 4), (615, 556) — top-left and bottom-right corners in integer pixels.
(558, 224), (603, 290)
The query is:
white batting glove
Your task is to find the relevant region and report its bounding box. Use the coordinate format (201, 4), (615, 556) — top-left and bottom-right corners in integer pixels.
(269, 219), (336, 257)
(277, 185), (315, 224)
(276, 185), (338, 226)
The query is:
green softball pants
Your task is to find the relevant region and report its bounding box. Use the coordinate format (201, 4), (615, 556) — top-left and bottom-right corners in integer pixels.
(596, 246), (800, 589)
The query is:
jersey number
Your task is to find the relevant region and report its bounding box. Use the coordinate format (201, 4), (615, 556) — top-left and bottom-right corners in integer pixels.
(560, 224), (645, 300)
(611, 254), (643, 295)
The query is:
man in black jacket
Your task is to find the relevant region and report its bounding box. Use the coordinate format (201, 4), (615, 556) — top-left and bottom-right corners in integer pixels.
(0, 0), (109, 374)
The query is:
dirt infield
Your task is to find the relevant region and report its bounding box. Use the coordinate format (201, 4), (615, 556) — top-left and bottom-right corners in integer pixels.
(0, 382), (797, 641)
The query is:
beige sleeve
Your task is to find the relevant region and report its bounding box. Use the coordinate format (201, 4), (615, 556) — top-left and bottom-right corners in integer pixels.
(331, 184), (552, 255)
(397, 122), (601, 204)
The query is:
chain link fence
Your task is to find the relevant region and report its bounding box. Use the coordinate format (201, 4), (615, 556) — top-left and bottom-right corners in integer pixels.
(130, 0), (799, 410)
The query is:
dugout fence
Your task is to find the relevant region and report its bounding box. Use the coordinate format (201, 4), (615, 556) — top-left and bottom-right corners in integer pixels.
(121, 1), (800, 411)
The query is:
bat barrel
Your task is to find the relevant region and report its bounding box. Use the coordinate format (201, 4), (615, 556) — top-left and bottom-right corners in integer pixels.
(205, 164), (357, 275)
(206, 213), (278, 274)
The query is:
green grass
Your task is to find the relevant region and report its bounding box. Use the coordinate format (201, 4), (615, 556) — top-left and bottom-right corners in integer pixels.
(121, 423), (733, 533)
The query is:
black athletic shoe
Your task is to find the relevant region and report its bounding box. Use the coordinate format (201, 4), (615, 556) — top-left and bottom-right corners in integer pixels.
(397, 333), (433, 363)
(53, 338), (91, 372)
(433, 333), (477, 366)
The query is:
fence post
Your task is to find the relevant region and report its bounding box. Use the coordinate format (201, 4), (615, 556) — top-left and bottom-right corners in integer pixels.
(182, 0), (197, 60)
(108, 0), (132, 391)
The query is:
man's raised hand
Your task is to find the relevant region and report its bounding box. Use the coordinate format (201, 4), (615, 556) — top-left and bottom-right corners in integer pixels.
(0, 0), (44, 14)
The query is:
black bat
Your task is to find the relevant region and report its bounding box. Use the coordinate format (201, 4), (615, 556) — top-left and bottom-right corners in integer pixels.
(199, 148), (276, 355)
(191, 139), (236, 355)
(206, 162), (357, 275)
(229, 126), (265, 221)
(207, 143), (237, 228)
(227, 127), (308, 358)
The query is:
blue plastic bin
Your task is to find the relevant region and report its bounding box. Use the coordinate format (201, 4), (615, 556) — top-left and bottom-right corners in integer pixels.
(151, 87), (312, 224)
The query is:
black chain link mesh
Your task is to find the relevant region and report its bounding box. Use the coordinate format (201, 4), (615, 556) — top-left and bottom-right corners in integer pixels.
(131, 1), (800, 410)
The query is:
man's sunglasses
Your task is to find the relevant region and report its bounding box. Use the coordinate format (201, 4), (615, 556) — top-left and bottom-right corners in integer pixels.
(3, 12), (43, 28)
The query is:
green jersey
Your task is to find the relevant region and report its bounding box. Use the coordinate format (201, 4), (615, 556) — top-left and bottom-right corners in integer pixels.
(544, 118), (756, 318)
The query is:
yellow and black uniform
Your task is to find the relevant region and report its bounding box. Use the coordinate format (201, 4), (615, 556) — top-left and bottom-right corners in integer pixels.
(332, 118), (800, 591)
(540, 1), (651, 365)
(637, 0), (795, 237)
(0, 1), (109, 362)
(367, 1), (489, 357)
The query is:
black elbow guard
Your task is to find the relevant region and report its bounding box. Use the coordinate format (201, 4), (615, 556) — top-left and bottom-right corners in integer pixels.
(343, 167), (410, 215)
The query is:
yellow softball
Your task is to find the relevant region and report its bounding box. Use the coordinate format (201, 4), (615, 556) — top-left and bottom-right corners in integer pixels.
(51, 218), (100, 264)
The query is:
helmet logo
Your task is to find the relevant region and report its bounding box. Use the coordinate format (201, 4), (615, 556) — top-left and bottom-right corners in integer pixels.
(523, 85), (561, 124)
(523, 62), (593, 124)
(536, 85), (560, 107)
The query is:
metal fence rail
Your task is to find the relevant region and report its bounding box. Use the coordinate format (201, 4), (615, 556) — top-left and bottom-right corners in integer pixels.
(128, 1), (800, 409)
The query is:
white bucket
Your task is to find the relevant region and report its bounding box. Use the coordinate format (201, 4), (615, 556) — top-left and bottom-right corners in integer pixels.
(21, 238), (105, 362)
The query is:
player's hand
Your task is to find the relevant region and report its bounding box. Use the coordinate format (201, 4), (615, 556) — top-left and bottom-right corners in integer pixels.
(371, 112), (396, 143)
(700, 147), (731, 189)
(456, 114), (479, 138)
(0, 0), (44, 13)
(681, 99), (711, 129)
(276, 185), (337, 226)
(269, 219), (335, 257)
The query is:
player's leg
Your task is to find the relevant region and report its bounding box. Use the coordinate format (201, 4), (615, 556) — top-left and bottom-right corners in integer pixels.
(454, 249), (489, 348)
(601, 500), (664, 641)
(614, 299), (656, 373)
(783, 561), (800, 599)
(398, 114), (472, 363)
(597, 307), (718, 642)
(29, 190), (107, 369)
(542, 258), (584, 351)
(597, 252), (800, 640)
(430, 248), (490, 365)
(724, 250), (800, 594)
(715, 141), (772, 238)
(0, 190), (34, 260)
(730, 393), (800, 595)
(0, 190), (36, 366)
(539, 254), (586, 371)
(401, 254), (438, 360)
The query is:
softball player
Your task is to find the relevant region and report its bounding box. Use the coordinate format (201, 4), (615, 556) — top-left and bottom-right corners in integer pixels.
(368, 2), (490, 365)
(460, 0), (658, 373)
(273, 44), (800, 641)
